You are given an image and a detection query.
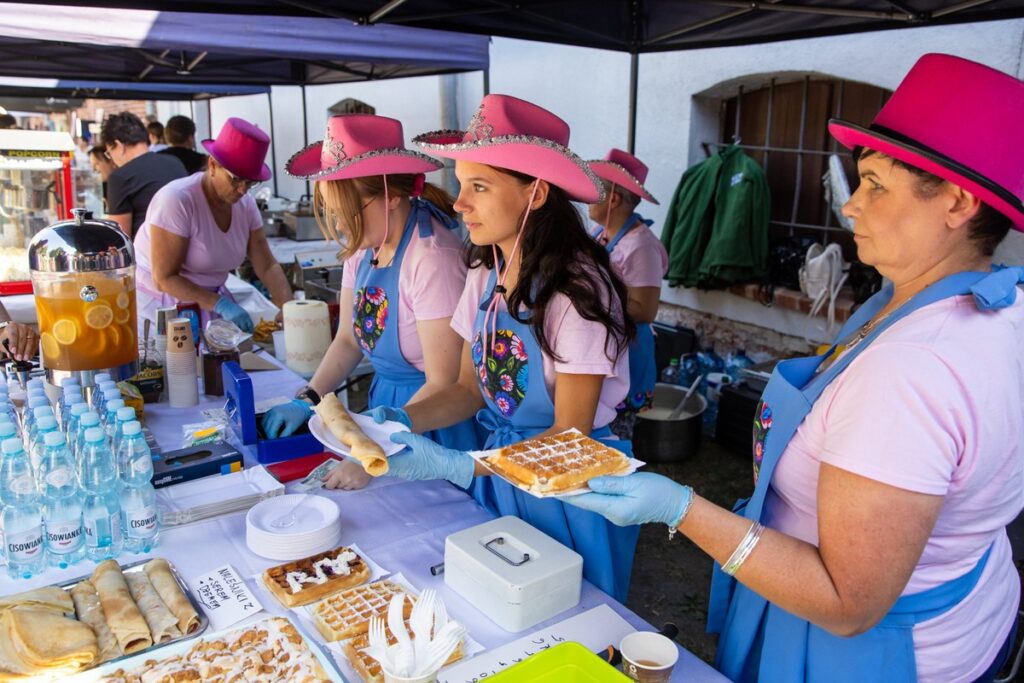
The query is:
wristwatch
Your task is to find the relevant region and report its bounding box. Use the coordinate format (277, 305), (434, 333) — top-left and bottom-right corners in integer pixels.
(295, 386), (321, 406)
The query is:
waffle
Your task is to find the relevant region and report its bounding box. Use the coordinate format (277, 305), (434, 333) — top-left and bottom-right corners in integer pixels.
(261, 545), (371, 607)
(485, 429), (630, 493)
(311, 579), (413, 642)
(97, 617), (330, 682)
(342, 617), (464, 683)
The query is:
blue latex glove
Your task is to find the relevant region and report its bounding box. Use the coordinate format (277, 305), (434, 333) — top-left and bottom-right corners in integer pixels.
(560, 473), (692, 527)
(364, 406), (412, 429)
(387, 432), (474, 488)
(262, 399), (312, 439)
(214, 296), (254, 333)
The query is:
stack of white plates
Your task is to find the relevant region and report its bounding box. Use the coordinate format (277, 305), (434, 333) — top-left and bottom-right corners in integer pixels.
(245, 494), (342, 560)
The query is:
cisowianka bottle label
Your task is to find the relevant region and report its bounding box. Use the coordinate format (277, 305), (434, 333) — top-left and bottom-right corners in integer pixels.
(126, 507), (157, 538)
(46, 520), (84, 554)
(84, 511), (123, 546)
(7, 527), (44, 562)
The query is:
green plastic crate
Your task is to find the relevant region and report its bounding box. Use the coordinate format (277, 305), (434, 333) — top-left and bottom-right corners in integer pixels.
(486, 641), (632, 682)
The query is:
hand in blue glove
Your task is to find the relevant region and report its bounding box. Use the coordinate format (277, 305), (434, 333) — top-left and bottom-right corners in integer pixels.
(560, 472), (693, 527)
(262, 399), (312, 439)
(214, 296), (254, 333)
(387, 432), (475, 488)
(363, 406), (412, 429)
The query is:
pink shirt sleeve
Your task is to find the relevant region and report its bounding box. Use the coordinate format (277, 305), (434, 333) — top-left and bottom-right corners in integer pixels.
(615, 229), (668, 288)
(246, 198), (263, 233)
(451, 266), (487, 342)
(404, 241), (466, 322)
(145, 183), (193, 238)
(341, 250), (367, 291)
(817, 343), (967, 495)
(546, 293), (620, 378)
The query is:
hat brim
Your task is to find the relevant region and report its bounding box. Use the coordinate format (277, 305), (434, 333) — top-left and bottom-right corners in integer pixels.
(201, 139), (272, 182)
(589, 161), (658, 204)
(285, 140), (443, 181)
(829, 119), (1024, 231)
(414, 130), (604, 203)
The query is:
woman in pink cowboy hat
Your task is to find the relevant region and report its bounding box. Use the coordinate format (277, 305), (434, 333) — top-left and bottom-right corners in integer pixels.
(560, 54), (1024, 682)
(135, 117), (292, 332)
(263, 114), (482, 490)
(372, 94), (640, 601)
(587, 149), (667, 440)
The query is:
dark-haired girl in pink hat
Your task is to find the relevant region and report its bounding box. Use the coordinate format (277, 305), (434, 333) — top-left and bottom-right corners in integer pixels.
(263, 114), (482, 490)
(559, 54), (1024, 682)
(373, 94), (640, 601)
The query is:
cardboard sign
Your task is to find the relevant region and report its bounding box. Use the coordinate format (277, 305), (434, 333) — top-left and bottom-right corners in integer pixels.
(191, 564), (264, 631)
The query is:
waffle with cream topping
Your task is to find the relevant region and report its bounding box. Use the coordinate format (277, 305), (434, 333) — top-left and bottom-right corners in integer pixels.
(311, 579), (413, 642)
(484, 429), (630, 493)
(261, 546), (370, 608)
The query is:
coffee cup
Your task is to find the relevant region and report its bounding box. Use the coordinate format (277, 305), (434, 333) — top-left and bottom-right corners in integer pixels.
(619, 631), (679, 683)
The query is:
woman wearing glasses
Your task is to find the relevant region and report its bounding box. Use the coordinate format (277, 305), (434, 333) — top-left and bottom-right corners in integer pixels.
(134, 118), (292, 332)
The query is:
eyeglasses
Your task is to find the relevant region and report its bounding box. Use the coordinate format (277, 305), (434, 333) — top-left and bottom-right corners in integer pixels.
(353, 196), (376, 217)
(222, 166), (260, 191)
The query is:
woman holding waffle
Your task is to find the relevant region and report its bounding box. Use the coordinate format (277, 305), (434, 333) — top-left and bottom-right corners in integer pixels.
(563, 55), (1024, 682)
(374, 95), (640, 602)
(262, 115), (481, 490)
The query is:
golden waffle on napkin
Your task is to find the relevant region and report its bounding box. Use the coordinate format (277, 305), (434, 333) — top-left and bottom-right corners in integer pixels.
(312, 579), (412, 642)
(486, 429), (630, 493)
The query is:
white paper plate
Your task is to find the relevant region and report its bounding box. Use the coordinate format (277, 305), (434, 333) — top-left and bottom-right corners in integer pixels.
(245, 494), (341, 560)
(307, 413), (409, 458)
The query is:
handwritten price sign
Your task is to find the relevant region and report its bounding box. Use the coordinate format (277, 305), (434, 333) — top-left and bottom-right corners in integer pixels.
(191, 564), (265, 630)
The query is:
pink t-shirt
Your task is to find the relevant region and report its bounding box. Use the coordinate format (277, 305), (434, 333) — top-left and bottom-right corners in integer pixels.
(601, 223), (668, 288)
(450, 264), (629, 429)
(341, 220), (466, 371)
(136, 173), (262, 295)
(762, 293), (1024, 682)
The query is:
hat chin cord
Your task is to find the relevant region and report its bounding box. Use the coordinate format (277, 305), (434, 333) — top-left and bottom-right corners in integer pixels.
(370, 174), (389, 267)
(599, 182), (617, 244)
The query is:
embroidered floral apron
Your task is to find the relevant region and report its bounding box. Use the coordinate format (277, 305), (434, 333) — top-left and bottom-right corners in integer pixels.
(593, 213), (657, 412)
(467, 268), (640, 601)
(352, 198), (481, 450)
(708, 266), (1024, 682)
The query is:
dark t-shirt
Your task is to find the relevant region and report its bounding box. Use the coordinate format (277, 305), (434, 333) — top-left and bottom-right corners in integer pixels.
(106, 152), (187, 235)
(159, 146), (208, 175)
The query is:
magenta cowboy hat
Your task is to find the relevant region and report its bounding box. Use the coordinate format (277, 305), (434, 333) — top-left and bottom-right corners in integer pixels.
(829, 53), (1024, 230)
(286, 114), (441, 181)
(588, 148), (659, 204)
(413, 94), (604, 203)
(201, 117), (271, 182)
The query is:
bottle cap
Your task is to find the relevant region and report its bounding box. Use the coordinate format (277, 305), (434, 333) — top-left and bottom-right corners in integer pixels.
(27, 396), (48, 408)
(116, 406), (135, 421)
(80, 412), (101, 427)
(94, 373), (112, 383)
(70, 403), (89, 417)
(84, 427), (105, 443)
(105, 399), (125, 412)
(37, 416), (57, 431)
(43, 431), (65, 447)
(0, 422), (16, 439)
(61, 377), (80, 387)
(123, 421), (142, 436)
(33, 406), (54, 420)
(1, 438), (23, 455)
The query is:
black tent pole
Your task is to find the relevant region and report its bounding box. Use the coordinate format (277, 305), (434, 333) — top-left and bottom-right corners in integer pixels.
(267, 90), (279, 197)
(301, 85), (310, 198)
(627, 52), (638, 153)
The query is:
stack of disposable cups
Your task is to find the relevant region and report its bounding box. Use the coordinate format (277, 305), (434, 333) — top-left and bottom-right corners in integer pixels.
(165, 318), (199, 407)
(283, 300), (331, 379)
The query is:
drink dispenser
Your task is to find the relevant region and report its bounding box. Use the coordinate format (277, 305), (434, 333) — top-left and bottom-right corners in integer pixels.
(29, 209), (139, 387)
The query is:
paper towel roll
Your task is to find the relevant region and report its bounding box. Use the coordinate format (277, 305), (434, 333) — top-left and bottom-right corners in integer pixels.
(166, 318), (199, 407)
(283, 300), (331, 378)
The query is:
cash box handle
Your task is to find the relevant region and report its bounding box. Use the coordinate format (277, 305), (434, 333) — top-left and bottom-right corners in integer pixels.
(484, 536), (531, 567)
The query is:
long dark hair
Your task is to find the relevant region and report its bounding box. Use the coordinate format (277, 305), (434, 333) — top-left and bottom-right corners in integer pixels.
(465, 169), (634, 362)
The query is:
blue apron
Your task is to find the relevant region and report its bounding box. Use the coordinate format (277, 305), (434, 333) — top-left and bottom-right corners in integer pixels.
(708, 266), (1024, 682)
(592, 213), (658, 412)
(467, 268), (641, 601)
(352, 198), (482, 451)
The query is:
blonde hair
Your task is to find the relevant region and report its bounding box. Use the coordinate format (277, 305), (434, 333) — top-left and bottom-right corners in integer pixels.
(313, 174), (455, 261)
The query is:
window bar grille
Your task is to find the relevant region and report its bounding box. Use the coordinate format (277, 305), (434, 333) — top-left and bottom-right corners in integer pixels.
(763, 77), (775, 175)
(734, 84), (743, 139)
(789, 76), (811, 236)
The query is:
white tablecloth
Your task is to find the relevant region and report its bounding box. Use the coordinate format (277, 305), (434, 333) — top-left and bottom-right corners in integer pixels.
(0, 355), (728, 683)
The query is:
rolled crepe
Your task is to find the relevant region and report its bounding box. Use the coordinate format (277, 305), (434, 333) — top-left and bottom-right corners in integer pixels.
(91, 559), (152, 654)
(70, 580), (123, 663)
(315, 393), (388, 476)
(143, 559), (200, 634)
(0, 607), (97, 674)
(0, 586), (74, 617)
(125, 572), (181, 643)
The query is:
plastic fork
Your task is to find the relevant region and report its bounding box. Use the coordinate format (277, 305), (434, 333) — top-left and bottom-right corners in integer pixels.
(418, 621), (467, 675)
(409, 589), (437, 663)
(361, 616), (390, 668)
(387, 593), (414, 676)
(269, 495), (311, 529)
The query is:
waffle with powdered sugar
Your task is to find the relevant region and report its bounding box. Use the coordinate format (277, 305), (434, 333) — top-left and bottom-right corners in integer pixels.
(311, 579), (413, 642)
(485, 429), (630, 493)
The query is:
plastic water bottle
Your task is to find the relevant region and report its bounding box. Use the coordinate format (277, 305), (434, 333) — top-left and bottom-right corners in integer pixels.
(0, 420), (18, 443)
(76, 412), (104, 460)
(22, 396), (48, 443)
(79, 426), (123, 562)
(118, 422), (158, 553)
(111, 406), (136, 455)
(659, 357), (680, 384)
(26, 378), (44, 393)
(60, 387), (84, 429)
(679, 353), (700, 388)
(27, 406), (54, 454)
(93, 373), (112, 385)
(0, 438), (45, 579)
(725, 349), (755, 382)
(30, 416), (59, 473)
(39, 431), (86, 568)
(93, 381), (115, 413)
(66, 403), (89, 445)
(103, 398), (125, 433)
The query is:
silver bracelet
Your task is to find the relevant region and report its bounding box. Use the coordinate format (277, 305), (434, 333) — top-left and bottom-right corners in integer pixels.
(722, 521), (765, 576)
(667, 485), (695, 541)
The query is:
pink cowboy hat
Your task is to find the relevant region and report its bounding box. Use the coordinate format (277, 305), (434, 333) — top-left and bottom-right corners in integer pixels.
(286, 114), (441, 181)
(588, 148), (659, 204)
(413, 94), (604, 203)
(829, 53), (1024, 230)
(201, 117), (271, 182)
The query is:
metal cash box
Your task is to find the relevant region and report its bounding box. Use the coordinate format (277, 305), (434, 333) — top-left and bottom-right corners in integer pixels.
(445, 516), (582, 632)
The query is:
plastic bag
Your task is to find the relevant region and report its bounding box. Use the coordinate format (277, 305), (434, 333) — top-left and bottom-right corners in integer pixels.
(204, 319), (251, 353)
(181, 420), (226, 448)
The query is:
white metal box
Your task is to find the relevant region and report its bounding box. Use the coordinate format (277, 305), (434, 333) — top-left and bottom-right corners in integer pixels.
(444, 516), (583, 632)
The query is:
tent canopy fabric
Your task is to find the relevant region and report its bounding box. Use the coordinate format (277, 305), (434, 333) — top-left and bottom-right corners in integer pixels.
(0, 3), (490, 85)
(0, 77), (270, 101)
(13, 0), (1024, 53)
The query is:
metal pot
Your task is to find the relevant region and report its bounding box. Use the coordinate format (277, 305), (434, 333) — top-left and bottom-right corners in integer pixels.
(632, 383), (706, 463)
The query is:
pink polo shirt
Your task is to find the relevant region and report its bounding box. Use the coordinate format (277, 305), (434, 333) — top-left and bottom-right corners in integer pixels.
(341, 219), (467, 371)
(762, 293), (1024, 682)
(601, 222), (668, 288)
(451, 263), (629, 430)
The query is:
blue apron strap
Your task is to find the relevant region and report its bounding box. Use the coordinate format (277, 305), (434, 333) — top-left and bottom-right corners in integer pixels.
(412, 197), (458, 238)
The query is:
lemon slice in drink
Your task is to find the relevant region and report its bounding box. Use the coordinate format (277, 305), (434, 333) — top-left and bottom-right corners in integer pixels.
(114, 307), (130, 324)
(40, 333), (59, 359)
(85, 304), (114, 330)
(116, 292), (130, 309)
(52, 319), (78, 345)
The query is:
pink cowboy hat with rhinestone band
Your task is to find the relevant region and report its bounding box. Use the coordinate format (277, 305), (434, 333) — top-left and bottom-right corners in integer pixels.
(829, 53), (1024, 230)
(201, 117), (272, 182)
(589, 148), (659, 204)
(413, 94), (604, 203)
(287, 114), (441, 181)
